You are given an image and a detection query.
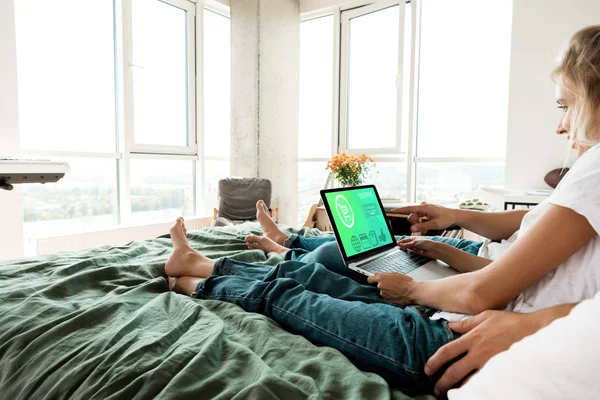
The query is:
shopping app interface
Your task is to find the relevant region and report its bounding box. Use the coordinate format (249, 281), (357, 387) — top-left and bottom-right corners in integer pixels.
(325, 187), (393, 258)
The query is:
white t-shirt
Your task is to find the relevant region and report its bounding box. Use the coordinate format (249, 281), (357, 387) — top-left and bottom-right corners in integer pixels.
(435, 144), (600, 321)
(448, 291), (600, 400)
(477, 231), (518, 260)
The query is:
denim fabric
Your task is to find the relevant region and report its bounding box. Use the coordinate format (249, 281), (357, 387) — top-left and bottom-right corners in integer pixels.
(284, 235), (483, 273)
(194, 259), (456, 395)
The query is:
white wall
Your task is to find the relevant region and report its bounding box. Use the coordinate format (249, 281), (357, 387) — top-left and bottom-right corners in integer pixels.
(257, 0), (300, 226)
(0, 0), (24, 260)
(504, 0), (600, 190)
(230, 0), (299, 226)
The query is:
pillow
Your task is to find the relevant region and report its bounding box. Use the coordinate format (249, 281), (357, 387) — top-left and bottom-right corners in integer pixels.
(217, 178), (272, 221)
(448, 292), (600, 399)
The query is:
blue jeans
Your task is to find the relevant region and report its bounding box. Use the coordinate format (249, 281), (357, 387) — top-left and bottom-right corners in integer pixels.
(194, 259), (459, 394)
(283, 234), (483, 273)
(193, 235), (483, 394)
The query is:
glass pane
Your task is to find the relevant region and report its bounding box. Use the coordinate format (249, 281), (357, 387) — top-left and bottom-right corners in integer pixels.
(346, 6), (399, 149)
(129, 159), (194, 223)
(417, 0), (513, 157)
(297, 162), (331, 226)
(204, 10), (231, 158)
(15, 0), (116, 152)
(364, 161), (407, 201)
(400, 3), (411, 153)
(299, 16), (334, 158)
(204, 160), (230, 216)
(132, 0), (188, 146)
(416, 163), (505, 206)
(22, 158), (118, 256)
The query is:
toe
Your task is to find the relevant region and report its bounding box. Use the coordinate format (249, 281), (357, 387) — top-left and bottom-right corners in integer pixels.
(261, 201), (270, 213)
(246, 234), (259, 242)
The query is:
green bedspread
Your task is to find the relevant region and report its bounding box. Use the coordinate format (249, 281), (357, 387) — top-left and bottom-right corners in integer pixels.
(0, 224), (434, 400)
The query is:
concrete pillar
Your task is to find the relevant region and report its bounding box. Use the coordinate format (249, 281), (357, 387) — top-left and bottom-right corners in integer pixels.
(230, 0), (299, 226)
(0, 0), (24, 260)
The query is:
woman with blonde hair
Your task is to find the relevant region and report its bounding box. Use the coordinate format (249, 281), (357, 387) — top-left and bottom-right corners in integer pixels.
(165, 25), (600, 396)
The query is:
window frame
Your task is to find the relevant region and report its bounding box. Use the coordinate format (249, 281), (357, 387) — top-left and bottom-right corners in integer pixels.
(123, 0), (197, 155)
(303, 0), (508, 204)
(198, 4), (231, 216)
(338, 0), (406, 156)
(297, 11), (340, 165)
(19, 0), (229, 240)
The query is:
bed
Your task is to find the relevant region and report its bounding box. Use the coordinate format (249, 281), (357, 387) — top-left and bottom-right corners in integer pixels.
(0, 223), (434, 399)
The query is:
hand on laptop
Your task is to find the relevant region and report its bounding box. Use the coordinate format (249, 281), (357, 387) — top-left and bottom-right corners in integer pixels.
(390, 202), (458, 234)
(397, 237), (444, 259)
(367, 272), (416, 305)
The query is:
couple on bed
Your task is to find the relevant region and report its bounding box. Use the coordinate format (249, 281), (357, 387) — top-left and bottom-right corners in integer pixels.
(165, 26), (600, 397)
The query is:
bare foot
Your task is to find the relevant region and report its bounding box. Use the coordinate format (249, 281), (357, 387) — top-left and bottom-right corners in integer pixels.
(255, 200), (287, 245)
(245, 234), (289, 255)
(165, 218), (215, 278)
(169, 276), (204, 296)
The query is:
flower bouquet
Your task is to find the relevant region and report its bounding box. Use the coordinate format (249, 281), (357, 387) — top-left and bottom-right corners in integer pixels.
(326, 153), (375, 187)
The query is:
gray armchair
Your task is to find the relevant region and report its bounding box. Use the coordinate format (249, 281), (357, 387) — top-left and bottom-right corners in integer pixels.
(212, 177), (279, 227)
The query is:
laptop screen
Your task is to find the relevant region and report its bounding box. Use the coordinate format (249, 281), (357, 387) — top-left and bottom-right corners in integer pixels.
(322, 186), (394, 258)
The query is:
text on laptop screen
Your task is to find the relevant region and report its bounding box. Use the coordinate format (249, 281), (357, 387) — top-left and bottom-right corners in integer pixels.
(324, 187), (394, 257)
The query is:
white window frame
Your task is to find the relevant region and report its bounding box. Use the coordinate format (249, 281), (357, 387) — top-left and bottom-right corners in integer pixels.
(297, 11), (340, 174)
(197, 4), (231, 216)
(410, 0), (506, 202)
(303, 0), (507, 204)
(123, 0), (197, 156)
(20, 0), (225, 237)
(338, 0), (406, 156)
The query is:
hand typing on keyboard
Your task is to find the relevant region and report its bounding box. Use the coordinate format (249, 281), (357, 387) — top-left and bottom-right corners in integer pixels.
(367, 271), (416, 305)
(397, 236), (443, 260)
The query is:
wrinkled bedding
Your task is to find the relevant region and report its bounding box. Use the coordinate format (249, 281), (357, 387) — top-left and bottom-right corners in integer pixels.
(0, 224), (433, 399)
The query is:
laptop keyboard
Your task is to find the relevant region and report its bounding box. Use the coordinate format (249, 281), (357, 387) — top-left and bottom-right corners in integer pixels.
(359, 250), (431, 274)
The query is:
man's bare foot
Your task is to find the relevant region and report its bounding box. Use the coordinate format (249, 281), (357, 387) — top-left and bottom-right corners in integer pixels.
(245, 234), (289, 255)
(255, 200), (287, 245)
(165, 218), (215, 278)
(169, 276), (204, 296)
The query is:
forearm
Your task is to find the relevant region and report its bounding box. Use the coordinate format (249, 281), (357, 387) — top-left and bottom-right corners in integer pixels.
(453, 209), (528, 241)
(437, 244), (492, 273)
(529, 303), (578, 331)
(409, 272), (483, 314)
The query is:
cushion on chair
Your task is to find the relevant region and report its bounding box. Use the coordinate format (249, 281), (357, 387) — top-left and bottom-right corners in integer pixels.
(217, 177), (272, 221)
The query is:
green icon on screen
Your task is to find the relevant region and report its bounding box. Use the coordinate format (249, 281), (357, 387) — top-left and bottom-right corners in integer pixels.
(335, 194), (355, 228)
(351, 235), (361, 252)
(369, 231), (378, 246)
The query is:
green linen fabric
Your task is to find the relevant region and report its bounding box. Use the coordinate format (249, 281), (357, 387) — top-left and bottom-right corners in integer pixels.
(0, 224), (434, 400)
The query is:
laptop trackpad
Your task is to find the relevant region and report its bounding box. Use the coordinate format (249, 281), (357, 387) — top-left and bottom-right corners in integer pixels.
(409, 260), (460, 282)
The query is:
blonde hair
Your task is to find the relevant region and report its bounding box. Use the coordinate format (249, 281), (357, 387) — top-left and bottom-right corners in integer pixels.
(552, 25), (600, 146)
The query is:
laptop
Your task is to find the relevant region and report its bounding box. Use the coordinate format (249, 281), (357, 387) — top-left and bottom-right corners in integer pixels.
(320, 185), (460, 281)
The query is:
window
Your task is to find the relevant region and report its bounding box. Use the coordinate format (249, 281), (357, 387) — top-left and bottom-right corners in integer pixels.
(344, 5), (400, 151)
(416, 163), (505, 205)
(131, 0), (190, 148)
(129, 159), (195, 224)
(333, 0), (512, 206)
(298, 15), (334, 225)
(414, 0), (512, 204)
(417, 0), (512, 159)
(15, 0), (116, 153)
(338, 1), (411, 201)
(203, 9), (231, 216)
(22, 158), (119, 255)
(15, 1), (229, 255)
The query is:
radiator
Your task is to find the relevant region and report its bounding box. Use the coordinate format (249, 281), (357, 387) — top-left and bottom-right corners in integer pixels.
(36, 217), (214, 255)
